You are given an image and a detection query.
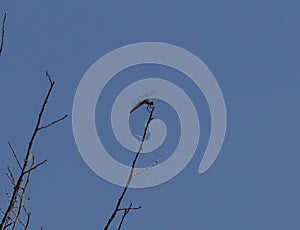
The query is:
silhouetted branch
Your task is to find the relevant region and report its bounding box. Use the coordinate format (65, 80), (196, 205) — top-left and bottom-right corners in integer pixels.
(117, 206), (141, 212)
(23, 159), (47, 175)
(0, 12), (7, 56)
(6, 167), (15, 186)
(2, 222), (11, 230)
(7, 141), (22, 170)
(133, 155), (162, 176)
(45, 71), (53, 84)
(0, 72), (67, 230)
(117, 203), (141, 230)
(11, 157), (34, 230)
(117, 203), (132, 230)
(103, 106), (155, 230)
(24, 212), (30, 230)
(38, 115), (68, 131)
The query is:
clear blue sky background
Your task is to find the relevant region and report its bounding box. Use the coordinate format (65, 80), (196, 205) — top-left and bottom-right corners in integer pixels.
(0, 1), (299, 229)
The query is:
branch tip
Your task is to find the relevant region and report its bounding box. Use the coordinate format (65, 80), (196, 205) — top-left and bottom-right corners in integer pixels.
(0, 12), (7, 56)
(45, 71), (54, 85)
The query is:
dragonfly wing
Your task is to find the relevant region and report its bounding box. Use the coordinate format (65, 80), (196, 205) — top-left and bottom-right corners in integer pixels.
(130, 100), (145, 113)
(135, 90), (157, 102)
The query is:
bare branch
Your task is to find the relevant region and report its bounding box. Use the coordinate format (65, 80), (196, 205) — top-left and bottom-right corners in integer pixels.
(133, 155), (162, 177)
(24, 212), (30, 230)
(3, 222), (11, 230)
(0, 72), (66, 230)
(12, 158), (34, 230)
(0, 12), (7, 56)
(45, 71), (53, 84)
(117, 206), (141, 212)
(38, 115), (68, 131)
(23, 159), (47, 175)
(6, 167), (16, 185)
(21, 198), (30, 215)
(117, 203), (138, 230)
(117, 203), (132, 230)
(7, 141), (22, 170)
(104, 106), (155, 230)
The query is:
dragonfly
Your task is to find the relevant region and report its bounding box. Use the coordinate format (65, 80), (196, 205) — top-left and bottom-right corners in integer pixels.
(130, 90), (156, 113)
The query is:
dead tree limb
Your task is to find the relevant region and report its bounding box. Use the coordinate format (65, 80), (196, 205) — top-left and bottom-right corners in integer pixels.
(117, 203), (133, 230)
(117, 203), (142, 230)
(103, 106), (155, 230)
(0, 72), (67, 230)
(7, 142), (22, 170)
(0, 12), (7, 56)
(133, 154), (162, 177)
(11, 157), (34, 230)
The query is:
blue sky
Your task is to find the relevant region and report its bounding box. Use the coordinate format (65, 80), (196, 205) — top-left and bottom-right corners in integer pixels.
(0, 1), (299, 229)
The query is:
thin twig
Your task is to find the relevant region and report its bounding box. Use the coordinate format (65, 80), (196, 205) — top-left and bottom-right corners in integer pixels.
(7, 141), (22, 170)
(6, 167), (16, 185)
(23, 159), (47, 175)
(0, 72), (67, 229)
(103, 106), (155, 230)
(117, 206), (141, 211)
(12, 157), (34, 230)
(45, 71), (53, 84)
(24, 212), (30, 230)
(2, 221), (11, 229)
(0, 12), (7, 56)
(117, 204), (142, 229)
(21, 198), (30, 216)
(133, 155), (162, 176)
(118, 204), (132, 230)
(3, 191), (12, 228)
(117, 203), (141, 230)
(38, 115), (68, 130)
(2, 222), (11, 230)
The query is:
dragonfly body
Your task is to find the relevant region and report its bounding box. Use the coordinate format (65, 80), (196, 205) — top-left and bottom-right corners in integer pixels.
(130, 98), (154, 113)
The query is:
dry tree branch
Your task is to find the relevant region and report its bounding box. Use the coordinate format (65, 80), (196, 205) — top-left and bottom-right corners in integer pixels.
(2, 223), (11, 230)
(103, 106), (155, 230)
(23, 159), (47, 175)
(117, 203), (142, 230)
(6, 167), (15, 186)
(0, 12), (7, 56)
(133, 154), (162, 177)
(7, 142), (22, 170)
(117, 203), (132, 230)
(117, 206), (141, 212)
(0, 72), (67, 230)
(24, 212), (30, 230)
(37, 115), (68, 131)
(117, 202), (141, 230)
(11, 157), (35, 230)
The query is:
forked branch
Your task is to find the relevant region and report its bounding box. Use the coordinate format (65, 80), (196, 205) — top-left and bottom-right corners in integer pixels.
(0, 72), (67, 230)
(103, 106), (155, 230)
(117, 203), (142, 230)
